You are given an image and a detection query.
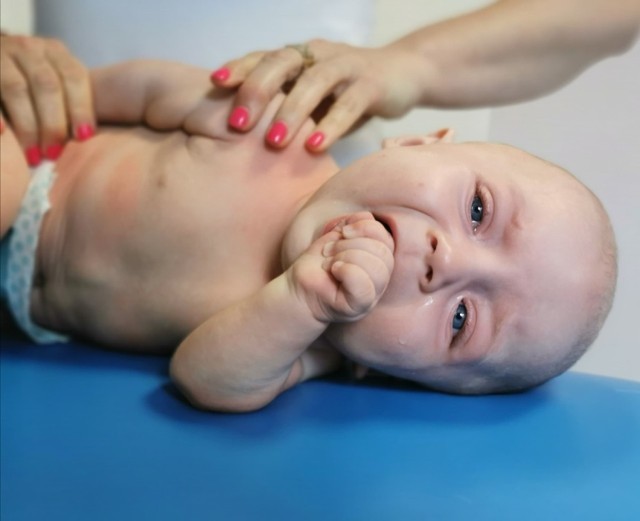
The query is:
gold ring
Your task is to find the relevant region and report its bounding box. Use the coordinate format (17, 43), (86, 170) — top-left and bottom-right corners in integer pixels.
(285, 43), (315, 70)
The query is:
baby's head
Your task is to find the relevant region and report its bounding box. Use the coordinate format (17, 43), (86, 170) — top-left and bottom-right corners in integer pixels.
(293, 130), (617, 394)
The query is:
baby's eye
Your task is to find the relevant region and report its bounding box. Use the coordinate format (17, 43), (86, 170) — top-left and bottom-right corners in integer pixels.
(452, 302), (467, 337)
(470, 194), (484, 228)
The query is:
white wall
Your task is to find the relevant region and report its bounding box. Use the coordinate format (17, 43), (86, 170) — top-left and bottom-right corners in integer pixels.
(0, 0), (32, 34)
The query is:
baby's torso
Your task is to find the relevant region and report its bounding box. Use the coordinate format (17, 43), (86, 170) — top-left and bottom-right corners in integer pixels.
(31, 126), (335, 351)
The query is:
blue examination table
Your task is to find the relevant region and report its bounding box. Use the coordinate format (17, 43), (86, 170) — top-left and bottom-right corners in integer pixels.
(2, 332), (639, 521)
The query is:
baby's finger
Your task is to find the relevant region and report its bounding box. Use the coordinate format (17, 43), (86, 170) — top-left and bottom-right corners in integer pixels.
(47, 40), (95, 143)
(325, 236), (394, 275)
(227, 48), (307, 132)
(343, 211), (376, 225)
(0, 54), (40, 164)
(329, 251), (389, 314)
(305, 227), (344, 258)
(306, 80), (378, 152)
(341, 218), (395, 252)
(330, 261), (376, 317)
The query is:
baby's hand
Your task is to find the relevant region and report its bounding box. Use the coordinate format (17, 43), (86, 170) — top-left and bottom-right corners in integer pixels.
(290, 212), (394, 323)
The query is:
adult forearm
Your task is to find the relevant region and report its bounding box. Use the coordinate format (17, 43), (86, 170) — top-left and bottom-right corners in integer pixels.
(170, 274), (328, 412)
(392, 0), (640, 107)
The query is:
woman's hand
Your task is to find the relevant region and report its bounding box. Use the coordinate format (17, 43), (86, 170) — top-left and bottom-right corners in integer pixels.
(211, 39), (422, 152)
(0, 34), (95, 165)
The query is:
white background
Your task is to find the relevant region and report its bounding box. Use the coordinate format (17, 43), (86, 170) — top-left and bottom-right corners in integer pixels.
(2, 0), (638, 381)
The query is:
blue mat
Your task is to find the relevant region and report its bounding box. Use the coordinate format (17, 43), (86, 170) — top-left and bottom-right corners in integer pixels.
(2, 334), (639, 521)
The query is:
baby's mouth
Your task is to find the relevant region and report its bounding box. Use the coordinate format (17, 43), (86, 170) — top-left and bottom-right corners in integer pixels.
(375, 216), (393, 237)
(372, 214), (394, 243)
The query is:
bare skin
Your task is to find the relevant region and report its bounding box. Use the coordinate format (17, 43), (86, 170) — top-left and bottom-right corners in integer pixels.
(2, 60), (396, 411)
(1, 60), (614, 412)
(29, 88), (338, 350)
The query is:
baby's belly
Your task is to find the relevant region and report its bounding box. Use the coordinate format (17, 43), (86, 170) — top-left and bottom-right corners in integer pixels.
(30, 130), (187, 349)
(30, 129), (280, 351)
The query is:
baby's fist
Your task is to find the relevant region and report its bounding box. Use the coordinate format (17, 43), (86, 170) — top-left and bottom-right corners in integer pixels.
(292, 211), (394, 323)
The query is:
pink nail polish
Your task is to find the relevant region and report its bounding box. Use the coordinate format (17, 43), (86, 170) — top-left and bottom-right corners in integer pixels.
(228, 106), (250, 130)
(25, 146), (42, 167)
(266, 121), (288, 146)
(76, 124), (94, 141)
(211, 67), (230, 83)
(306, 131), (325, 150)
(44, 143), (64, 160)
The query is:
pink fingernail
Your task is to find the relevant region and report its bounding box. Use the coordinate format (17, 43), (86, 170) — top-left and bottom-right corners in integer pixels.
(25, 146), (42, 167)
(266, 121), (288, 146)
(75, 124), (94, 141)
(228, 106), (250, 130)
(44, 143), (64, 160)
(306, 131), (325, 150)
(211, 67), (230, 83)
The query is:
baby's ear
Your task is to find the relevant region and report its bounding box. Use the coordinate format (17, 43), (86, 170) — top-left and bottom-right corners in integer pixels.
(382, 128), (455, 149)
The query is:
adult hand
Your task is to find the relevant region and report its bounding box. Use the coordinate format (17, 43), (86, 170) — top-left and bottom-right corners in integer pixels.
(0, 34), (95, 165)
(211, 39), (422, 152)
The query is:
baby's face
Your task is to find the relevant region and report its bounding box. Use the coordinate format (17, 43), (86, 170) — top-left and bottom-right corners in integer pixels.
(287, 140), (601, 388)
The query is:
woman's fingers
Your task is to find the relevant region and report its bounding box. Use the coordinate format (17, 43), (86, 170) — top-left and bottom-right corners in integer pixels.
(266, 51), (370, 151)
(210, 51), (266, 87)
(214, 48), (309, 132)
(46, 39), (95, 142)
(0, 35), (95, 164)
(212, 40), (401, 150)
(0, 51), (41, 164)
(12, 41), (68, 155)
(304, 80), (379, 152)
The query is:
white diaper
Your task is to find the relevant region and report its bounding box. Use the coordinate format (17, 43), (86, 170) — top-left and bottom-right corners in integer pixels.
(0, 161), (69, 344)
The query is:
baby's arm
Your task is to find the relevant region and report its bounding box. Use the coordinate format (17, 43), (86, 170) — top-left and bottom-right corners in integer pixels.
(91, 61), (226, 136)
(170, 213), (394, 412)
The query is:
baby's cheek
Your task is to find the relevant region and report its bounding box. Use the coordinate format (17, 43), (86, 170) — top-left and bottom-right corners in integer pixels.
(326, 307), (423, 368)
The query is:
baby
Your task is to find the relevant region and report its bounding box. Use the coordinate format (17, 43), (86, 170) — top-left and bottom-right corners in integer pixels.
(0, 60), (617, 411)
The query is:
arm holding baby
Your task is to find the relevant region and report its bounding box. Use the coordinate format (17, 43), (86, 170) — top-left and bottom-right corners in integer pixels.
(213, 0), (640, 150)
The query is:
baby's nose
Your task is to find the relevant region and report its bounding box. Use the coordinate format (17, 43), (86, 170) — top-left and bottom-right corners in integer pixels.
(424, 232), (439, 285)
(423, 231), (479, 292)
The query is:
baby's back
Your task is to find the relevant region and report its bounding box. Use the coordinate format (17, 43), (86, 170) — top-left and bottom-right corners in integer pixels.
(31, 125), (335, 351)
